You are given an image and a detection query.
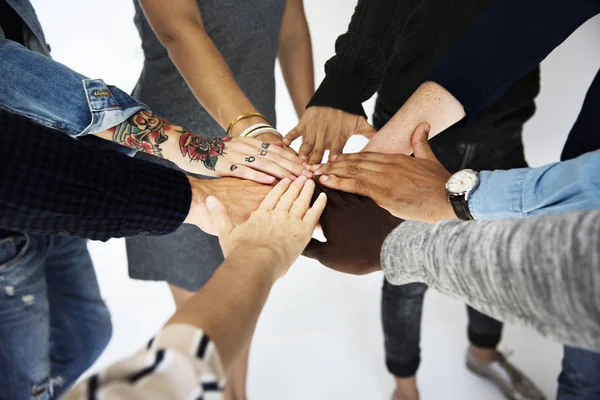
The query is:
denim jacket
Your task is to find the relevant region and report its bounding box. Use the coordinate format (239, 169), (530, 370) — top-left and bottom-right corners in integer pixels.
(0, 0), (149, 139)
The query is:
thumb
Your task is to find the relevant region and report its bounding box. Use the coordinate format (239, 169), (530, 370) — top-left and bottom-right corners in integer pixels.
(302, 238), (326, 260)
(205, 196), (234, 241)
(411, 123), (437, 161)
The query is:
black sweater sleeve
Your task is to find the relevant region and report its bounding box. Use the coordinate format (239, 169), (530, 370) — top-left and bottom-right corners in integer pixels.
(427, 0), (600, 121)
(307, 0), (424, 117)
(0, 110), (191, 241)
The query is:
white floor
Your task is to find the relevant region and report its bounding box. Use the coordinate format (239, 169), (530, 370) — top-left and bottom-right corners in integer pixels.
(30, 1), (600, 398)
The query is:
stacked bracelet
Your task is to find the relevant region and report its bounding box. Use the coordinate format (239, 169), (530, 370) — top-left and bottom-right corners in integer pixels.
(226, 112), (270, 136)
(238, 123), (284, 141)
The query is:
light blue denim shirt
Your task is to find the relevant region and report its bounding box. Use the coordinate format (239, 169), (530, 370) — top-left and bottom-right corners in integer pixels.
(0, 39), (149, 138)
(470, 150), (600, 219)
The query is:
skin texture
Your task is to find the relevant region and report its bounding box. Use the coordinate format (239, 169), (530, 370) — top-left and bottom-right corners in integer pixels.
(168, 177), (327, 373)
(303, 180), (400, 275)
(364, 81), (466, 155)
(313, 123), (456, 223)
(284, 106), (377, 164)
(95, 110), (310, 184)
(184, 177), (274, 236)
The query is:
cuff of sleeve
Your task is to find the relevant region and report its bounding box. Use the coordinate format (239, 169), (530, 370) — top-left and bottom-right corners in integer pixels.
(307, 72), (367, 118)
(469, 169), (528, 220)
(79, 79), (151, 137)
(380, 221), (431, 286)
(120, 161), (192, 236)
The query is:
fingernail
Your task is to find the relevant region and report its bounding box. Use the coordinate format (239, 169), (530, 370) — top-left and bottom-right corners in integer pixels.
(320, 175), (329, 182)
(314, 170), (323, 176)
(297, 175), (307, 182)
(300, 155), (308, 161)
(311, 164), (322, 171)
(281, 178), (291, 184)
(302, 170), (313, 178)
(290, 175), (297, 181)
(266, 176), (276, 184)
(205, 196), (218, 209)
(330, 154), (339, 161)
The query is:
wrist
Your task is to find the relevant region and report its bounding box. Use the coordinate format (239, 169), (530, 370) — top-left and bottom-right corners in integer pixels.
(223, 245), (288, 280)
(229, 116), (269, 137)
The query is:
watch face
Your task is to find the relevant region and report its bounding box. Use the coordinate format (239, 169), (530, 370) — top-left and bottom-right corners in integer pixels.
(446, 169), (479, 195)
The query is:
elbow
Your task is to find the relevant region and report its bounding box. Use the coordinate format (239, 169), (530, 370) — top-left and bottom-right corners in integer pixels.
(155, 20), (206, 48)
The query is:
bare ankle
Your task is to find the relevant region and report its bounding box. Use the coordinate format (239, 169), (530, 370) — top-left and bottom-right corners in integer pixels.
(393, 375), (419, 400)
(470, 344), (501, 364)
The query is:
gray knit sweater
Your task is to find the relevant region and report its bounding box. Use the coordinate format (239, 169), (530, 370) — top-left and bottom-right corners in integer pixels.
(381, 210), (600, 351)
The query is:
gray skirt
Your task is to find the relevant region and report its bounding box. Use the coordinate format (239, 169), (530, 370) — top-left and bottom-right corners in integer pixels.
(127, 0), (283, 291)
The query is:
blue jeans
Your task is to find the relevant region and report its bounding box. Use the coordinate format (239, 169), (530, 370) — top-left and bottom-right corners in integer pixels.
(557, 346), (600, 399)
(0, 231), (112, 399)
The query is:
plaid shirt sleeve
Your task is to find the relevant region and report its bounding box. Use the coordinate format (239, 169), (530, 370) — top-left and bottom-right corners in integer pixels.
(0, 110), (191, 241)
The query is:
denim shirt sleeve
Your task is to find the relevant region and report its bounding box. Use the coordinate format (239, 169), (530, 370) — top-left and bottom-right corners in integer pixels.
(469, 150), (600, 219)
(0, 38), (149, 137)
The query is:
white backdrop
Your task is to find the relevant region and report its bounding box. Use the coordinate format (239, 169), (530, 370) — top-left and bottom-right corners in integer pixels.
(28, 1), (600, 398)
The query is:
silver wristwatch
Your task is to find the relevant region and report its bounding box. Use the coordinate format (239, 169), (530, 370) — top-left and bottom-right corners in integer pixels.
(445, 169), (480, 221)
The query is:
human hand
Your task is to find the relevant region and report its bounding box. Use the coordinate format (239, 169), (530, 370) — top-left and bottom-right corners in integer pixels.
(205, 176), (327, 276)
(188, 135), (311, 184)
(184, 177), (273, 235)
(283, 106), (376, 164)
(253, 132), (301, 158)
(303, 181), (400, 275)
(313, 123), (455, 222)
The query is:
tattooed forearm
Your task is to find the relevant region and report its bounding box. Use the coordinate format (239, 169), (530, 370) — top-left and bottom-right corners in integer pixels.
(180, 132), (232, 170)
(110, 110), (169, 157)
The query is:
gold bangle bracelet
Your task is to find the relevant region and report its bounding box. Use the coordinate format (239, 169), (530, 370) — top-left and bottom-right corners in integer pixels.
(226, 112), (270, 136)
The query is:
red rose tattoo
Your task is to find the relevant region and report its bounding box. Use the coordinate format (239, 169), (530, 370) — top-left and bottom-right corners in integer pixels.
(179, 132), (232, 170)
(111, 110), (169, 157)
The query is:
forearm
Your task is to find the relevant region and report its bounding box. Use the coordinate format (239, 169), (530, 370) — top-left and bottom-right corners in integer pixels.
(138, 0), (267, 135)
(278, 0), (315, 118)
(167, 248), (281, 371)
(94, 110), (229, 177)
(381, 211), (600, 351)
(164, 28), (266, 133)
(365, 81), (465, 154)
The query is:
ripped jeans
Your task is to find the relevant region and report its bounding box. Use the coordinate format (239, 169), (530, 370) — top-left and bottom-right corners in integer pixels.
(0, 232), (112, 399)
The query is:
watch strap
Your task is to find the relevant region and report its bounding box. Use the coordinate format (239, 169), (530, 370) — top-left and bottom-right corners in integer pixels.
(448, 194), (474, 221)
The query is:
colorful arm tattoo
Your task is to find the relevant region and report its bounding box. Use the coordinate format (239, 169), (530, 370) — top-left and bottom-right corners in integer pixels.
(110, 111), (232, 171)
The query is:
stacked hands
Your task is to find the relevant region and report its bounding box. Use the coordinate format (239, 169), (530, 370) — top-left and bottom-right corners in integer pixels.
(194, 121), (455, 276)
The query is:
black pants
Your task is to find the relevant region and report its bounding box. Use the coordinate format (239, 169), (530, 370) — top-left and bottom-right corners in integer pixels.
(373, 103), (529, 378)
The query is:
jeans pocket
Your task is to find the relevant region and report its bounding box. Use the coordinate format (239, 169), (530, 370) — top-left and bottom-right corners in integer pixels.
(0, 233), (30, 272)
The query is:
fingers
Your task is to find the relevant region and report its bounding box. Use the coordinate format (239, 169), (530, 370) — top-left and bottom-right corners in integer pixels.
(283, 127), (302, 146)
(225, 164), (277, 185)
(307, 140), (327, 165)
(247, 138), (303, 165)
(298, 137), (315, 162)
(411, 123), (439, 162)
(258, 178), (292, 212)
(303, 192), (327, 227)
(289, 179), (316, 219)
(329, 152), (398, 164)
(318, 174), (372, 198)
(314, 161), (382, 180)
(275, 176), (308, 212)
(205, 196), (234, 239)
(258, 148), (311, 178)
(328, 138), (345, 162)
